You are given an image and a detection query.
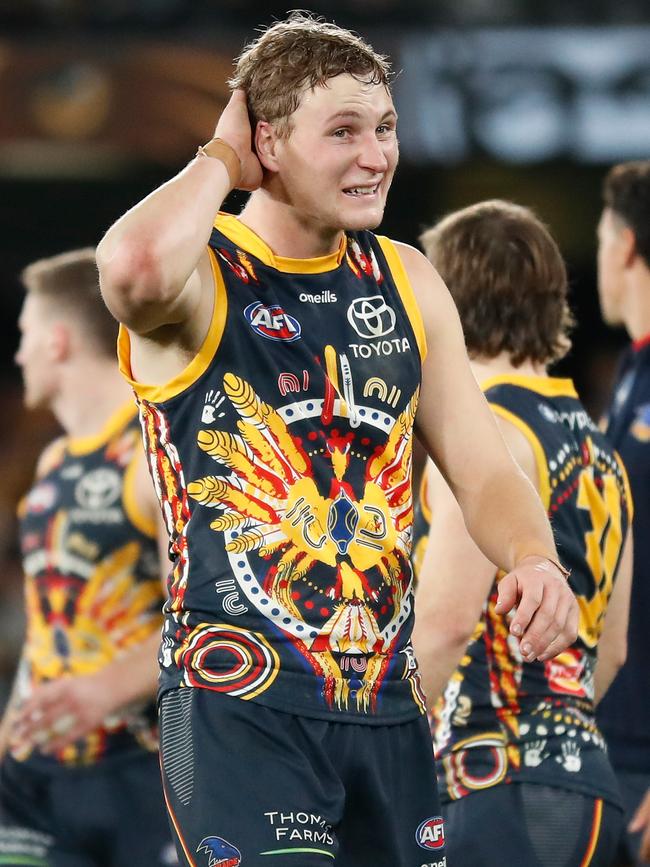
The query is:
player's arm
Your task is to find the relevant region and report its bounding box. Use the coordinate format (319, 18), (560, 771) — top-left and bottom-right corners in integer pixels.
(0, 653), (29, 760)
(395, 242), (578, 662)
(12, 451), (168, 755)
(593, 528), (633, 704)
(96, 90), (262, 339)
(413, 415), (543, 702)
(629, 789), (650, 862)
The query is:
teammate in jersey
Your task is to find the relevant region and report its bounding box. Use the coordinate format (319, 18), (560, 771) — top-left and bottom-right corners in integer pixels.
(0, 249), (175, 866)
(596, 161), (650, 866)
(96, 14), (578, 866)
(412, 200), (634, 866)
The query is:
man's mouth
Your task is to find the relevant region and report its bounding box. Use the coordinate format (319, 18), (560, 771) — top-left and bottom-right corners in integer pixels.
(343, 184), (379, 197)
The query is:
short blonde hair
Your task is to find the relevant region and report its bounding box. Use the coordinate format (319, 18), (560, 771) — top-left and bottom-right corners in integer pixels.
(229, 11), (392, 136)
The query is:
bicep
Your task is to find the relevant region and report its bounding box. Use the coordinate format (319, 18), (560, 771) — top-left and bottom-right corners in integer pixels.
(390, 243), (516, 499)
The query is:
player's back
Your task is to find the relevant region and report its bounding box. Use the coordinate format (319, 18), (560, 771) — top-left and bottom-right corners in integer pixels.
(429, 374), (632, 807)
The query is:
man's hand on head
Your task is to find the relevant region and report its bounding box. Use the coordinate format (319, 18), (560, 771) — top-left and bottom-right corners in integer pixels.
(494, 554), (579, 663)
(213, 89), (263, 192)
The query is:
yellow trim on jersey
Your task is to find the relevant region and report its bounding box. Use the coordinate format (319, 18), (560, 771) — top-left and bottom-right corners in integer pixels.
(117, 247), (228, 403)
(67, 402), (138, 456)
(614, 449), (634, 522)
(488, 403), (552, 510)
(375, 236), (428, 362)
(215, 213), (347, 273)
(480, 373), (577, 398)
(123, 448), (157, 538)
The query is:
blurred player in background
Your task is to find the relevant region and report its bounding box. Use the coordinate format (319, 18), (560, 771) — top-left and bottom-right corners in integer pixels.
(596, 161), (650, 866)
(0, 249), (174, 866)
(413, 200), (633, 866)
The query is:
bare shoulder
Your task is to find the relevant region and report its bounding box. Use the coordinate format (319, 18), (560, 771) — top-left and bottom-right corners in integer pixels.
(492, 412), (539, 492)
(34, 436), (67, 480)
(387, 239), (456, 323)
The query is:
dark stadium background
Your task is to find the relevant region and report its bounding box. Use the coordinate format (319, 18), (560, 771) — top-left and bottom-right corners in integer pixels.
(0, 0), (647, 697)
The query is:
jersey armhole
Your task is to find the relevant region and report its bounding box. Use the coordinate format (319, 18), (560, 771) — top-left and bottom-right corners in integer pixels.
(375, 235), (427, 362)
(614, 449), (635, 522)
(117, 246), (228, 403)
(489, 403), (551, 510)
(122, 447), (157, 539)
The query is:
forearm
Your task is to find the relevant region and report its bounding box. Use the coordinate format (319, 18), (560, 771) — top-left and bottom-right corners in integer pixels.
(414, 627), (472, 706)
(97, 156), (232, 314)
(593, 651), (622, 705)
(458, 465), (557, 572)
(96, 629), (161, 712)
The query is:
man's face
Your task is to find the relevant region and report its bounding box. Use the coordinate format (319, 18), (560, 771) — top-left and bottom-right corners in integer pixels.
(15, 294), (57, 409)
(272, 74), (399, 233)
(597, 207), (627, 326)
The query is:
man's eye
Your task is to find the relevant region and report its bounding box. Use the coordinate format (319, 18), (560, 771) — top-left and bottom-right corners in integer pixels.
(333, 128), (349, 138)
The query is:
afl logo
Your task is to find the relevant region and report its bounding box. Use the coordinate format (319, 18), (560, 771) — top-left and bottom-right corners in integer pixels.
(347, 295), (396, 339)
(416, 817), (445, 851)
(244, 302), (301, 342)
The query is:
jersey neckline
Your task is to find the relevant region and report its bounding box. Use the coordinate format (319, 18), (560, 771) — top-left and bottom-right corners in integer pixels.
(67, 401), (138, 456)
(480, 373), (577, 398)
(214, 213), (347, 274)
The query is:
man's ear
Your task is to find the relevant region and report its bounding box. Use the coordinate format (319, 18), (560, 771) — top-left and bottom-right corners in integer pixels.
(255, 121), (282, 172)
(621, 225), (638, 269)
(48, 322), (71, 362)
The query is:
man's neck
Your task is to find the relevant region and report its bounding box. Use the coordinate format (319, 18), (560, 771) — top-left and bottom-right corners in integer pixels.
(470, 354), (548, 385)
(622, 268), (650, 342)
(239, 190), (345, 259)
(50, 358), (132, 439)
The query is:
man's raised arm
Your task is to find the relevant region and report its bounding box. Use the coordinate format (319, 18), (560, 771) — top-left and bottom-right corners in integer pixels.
(96, 90), (262, 336)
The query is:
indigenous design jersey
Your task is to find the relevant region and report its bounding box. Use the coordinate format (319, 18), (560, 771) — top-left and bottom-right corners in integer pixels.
(597, 339), (650, 773)
(15, 403), (163, 769)
(413, 375), (632, 805)
(118, 214), (427, 723)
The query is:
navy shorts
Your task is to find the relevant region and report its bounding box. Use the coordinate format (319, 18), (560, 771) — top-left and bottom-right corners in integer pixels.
(441, 782), (624, 867)
(0, 750), (176, 866)
(160, 688), (445, 867)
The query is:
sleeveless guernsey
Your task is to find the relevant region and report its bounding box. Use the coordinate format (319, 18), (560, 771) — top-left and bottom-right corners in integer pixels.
(118, 214), (427, 724)
(15, 403), (163, 768)
(597, 340), (650, 773)
(415, 375), (632, 806)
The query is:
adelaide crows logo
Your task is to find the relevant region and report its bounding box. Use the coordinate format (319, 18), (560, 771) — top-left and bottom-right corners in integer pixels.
(196, 836), (242, 867)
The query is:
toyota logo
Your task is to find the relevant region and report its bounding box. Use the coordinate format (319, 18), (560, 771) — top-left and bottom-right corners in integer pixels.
(347, 295), (396, 339)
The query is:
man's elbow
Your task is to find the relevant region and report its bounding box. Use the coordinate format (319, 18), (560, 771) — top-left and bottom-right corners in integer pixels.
(416, 610), (476, 655)
(97, 241), (173, 328)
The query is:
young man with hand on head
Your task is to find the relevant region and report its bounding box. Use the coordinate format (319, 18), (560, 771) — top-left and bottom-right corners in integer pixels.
(97, 14), (577, 866)
(413, 201), (633, 867)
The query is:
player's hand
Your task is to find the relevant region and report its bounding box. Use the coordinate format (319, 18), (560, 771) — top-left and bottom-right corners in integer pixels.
(494, 555), (579, 663)
(214, 89), (263, 192)
(11, 673), (115, 755)
(629, 789), (650, 862)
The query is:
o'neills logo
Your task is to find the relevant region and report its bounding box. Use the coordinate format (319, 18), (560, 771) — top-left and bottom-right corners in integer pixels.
(244, 302), (301, 342)
(299, 290), (338, 303)
(416, 817), (445, 851)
